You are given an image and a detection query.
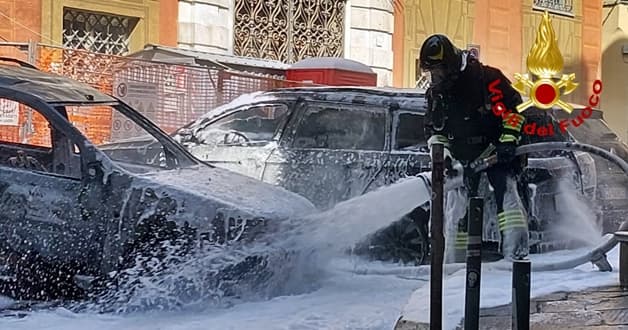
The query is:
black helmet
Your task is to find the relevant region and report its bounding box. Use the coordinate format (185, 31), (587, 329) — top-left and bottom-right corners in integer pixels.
(419, 34), (463, 86)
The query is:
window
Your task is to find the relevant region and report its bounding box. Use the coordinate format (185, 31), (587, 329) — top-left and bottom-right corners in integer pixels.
(66, 103), (196, 172)
(395, 112), (426, 150)
(0, 98), (52, 148)
(233, 0), (345, 63)
(293, 106), (386, 151)
(0, 103), (81, 179)
(533, 0), (574, 16)
(68, 104), (166, 170)
(196, 104), (290, 145)
(62, 7), (139, 55)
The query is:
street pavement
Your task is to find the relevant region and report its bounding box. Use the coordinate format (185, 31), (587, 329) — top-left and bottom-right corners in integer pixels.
(476, 286), (628, 329)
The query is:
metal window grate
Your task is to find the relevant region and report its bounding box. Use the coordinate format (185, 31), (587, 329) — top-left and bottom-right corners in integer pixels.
(233, 0), (346, 63)
(533, 0), (574, 16)
(62, 8), (139, 55)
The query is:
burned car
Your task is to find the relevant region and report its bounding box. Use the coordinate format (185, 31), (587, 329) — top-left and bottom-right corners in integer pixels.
(0, 59), (316, 300)
(173, 86), (598, 264)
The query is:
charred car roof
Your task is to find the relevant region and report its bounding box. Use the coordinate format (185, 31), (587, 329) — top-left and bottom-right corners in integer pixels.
(182, 86), (429, 131)
(268, 86), (427, 111)
(0, 63), (116, 104)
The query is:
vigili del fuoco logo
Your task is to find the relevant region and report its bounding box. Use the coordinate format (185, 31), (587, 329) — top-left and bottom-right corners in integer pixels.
(488, 11), (602, 137)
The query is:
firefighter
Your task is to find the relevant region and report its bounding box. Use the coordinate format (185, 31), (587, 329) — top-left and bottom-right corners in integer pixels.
(419, 34), (529, 261)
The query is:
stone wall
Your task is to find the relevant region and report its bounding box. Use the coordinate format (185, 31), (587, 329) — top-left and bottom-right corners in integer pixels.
(346, 0), (395, 86)
(178, 0), (232, 53)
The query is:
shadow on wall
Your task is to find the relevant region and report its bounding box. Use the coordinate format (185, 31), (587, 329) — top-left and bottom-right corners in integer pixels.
(601, 36), (628, 142)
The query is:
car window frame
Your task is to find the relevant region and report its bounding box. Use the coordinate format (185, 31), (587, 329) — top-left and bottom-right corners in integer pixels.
(0, 87), (95, 181)
(195, 101), (293, 147)
(391, 110), (428, 153)
(285, 100), (391, 152)
(111, 99), (200, 168)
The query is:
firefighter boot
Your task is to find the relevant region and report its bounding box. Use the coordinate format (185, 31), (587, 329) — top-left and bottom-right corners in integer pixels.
(498, 209), (529, 260)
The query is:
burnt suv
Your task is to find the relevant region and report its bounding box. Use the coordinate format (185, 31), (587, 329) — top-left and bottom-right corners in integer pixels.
(173, 86), (599, 264)
(0, 59), (316, 300)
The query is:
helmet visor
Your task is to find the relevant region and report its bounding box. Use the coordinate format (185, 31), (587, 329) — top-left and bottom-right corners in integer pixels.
(422, 64), (449, 86)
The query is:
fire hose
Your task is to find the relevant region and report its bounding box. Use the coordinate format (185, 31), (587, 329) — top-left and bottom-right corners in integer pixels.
(347, 142), (628, 277)
(449, 141), (628, 272)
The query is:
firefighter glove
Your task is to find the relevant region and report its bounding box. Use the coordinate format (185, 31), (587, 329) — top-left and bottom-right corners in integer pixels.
(441, 148), (462, 178)
(428, 135), (458, 177)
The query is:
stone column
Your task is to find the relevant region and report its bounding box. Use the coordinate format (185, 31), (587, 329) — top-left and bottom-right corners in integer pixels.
(178, 0), (233, 53)
(346, 0), (395, 87)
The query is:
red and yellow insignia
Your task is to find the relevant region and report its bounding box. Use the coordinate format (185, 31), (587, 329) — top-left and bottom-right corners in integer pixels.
(511, 11), (578, 113)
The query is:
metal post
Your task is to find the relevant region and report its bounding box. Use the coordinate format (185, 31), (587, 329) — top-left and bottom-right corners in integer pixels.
(464, 197), (483, 330)
(616, 231), (628, 288)
(512, 259), (531, 330)
(216, 70), (225, 106)
(620, 242), (628, 288)
(430, 143), (445, 330)
(27, 39), (37, 65)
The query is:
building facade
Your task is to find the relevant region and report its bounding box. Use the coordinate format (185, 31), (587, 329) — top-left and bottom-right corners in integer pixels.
(394, 0), (602, 105)
(177, 0), (601, 98)
(602, 0), (628, 142)
(0, 0), (178, 56)
(0, 1), (609, 131)
(177, 0), (395, 86)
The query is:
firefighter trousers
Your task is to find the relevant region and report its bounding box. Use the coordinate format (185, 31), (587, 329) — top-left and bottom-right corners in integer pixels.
(453, 165), (529, 261)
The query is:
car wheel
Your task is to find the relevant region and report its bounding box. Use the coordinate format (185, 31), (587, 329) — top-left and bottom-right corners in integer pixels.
(353, 207), (430, 265)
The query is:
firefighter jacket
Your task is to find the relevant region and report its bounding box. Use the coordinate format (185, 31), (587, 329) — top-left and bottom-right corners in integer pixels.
(424, 54), (525, 162)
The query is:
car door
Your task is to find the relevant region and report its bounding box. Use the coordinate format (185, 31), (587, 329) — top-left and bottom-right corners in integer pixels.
(273, 100), (390, 210)
(388, 110), (431, 183)
(0, 101), (102, 269)
(186, 103), (291, 180)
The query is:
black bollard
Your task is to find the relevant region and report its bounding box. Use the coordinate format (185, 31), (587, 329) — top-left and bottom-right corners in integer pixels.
(430, 143), (445, 330)
(464, 197), (483, 330)
(512, 259), (531, 330)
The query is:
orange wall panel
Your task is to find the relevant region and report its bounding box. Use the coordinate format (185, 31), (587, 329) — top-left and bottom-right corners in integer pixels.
(392, 0), (405, 87)
(159, 0), (179, 47)
(472, 0), (523, 79)
(0, 0), (41, 60)
(581, 0), (602, 91)
(0, 0), (41, 42)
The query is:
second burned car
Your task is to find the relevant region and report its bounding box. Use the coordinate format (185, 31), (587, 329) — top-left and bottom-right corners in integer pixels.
(172, 86), (600, 265)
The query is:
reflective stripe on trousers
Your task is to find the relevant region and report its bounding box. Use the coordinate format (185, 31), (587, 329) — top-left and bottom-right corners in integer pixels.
(455, 231), (468, 249)
(498, 209), (527, 231)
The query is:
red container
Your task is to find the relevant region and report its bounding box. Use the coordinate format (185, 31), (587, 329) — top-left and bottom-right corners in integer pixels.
(286, 57), (377, 86)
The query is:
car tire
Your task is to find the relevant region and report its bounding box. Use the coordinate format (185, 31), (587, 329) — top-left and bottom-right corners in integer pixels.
(353, 206), (430, 266)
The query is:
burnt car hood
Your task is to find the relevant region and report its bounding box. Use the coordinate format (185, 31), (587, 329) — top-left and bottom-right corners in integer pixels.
(131, 164), (317, 221)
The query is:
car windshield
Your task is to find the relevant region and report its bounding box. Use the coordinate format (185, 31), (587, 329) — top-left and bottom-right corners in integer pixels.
(59, 102), (198, 171)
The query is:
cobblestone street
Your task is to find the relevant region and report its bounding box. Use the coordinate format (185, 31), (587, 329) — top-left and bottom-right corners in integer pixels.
(478, 286), (628, 329)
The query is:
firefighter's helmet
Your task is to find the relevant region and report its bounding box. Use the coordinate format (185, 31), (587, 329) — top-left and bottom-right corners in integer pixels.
(419, 34), (463, 86)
